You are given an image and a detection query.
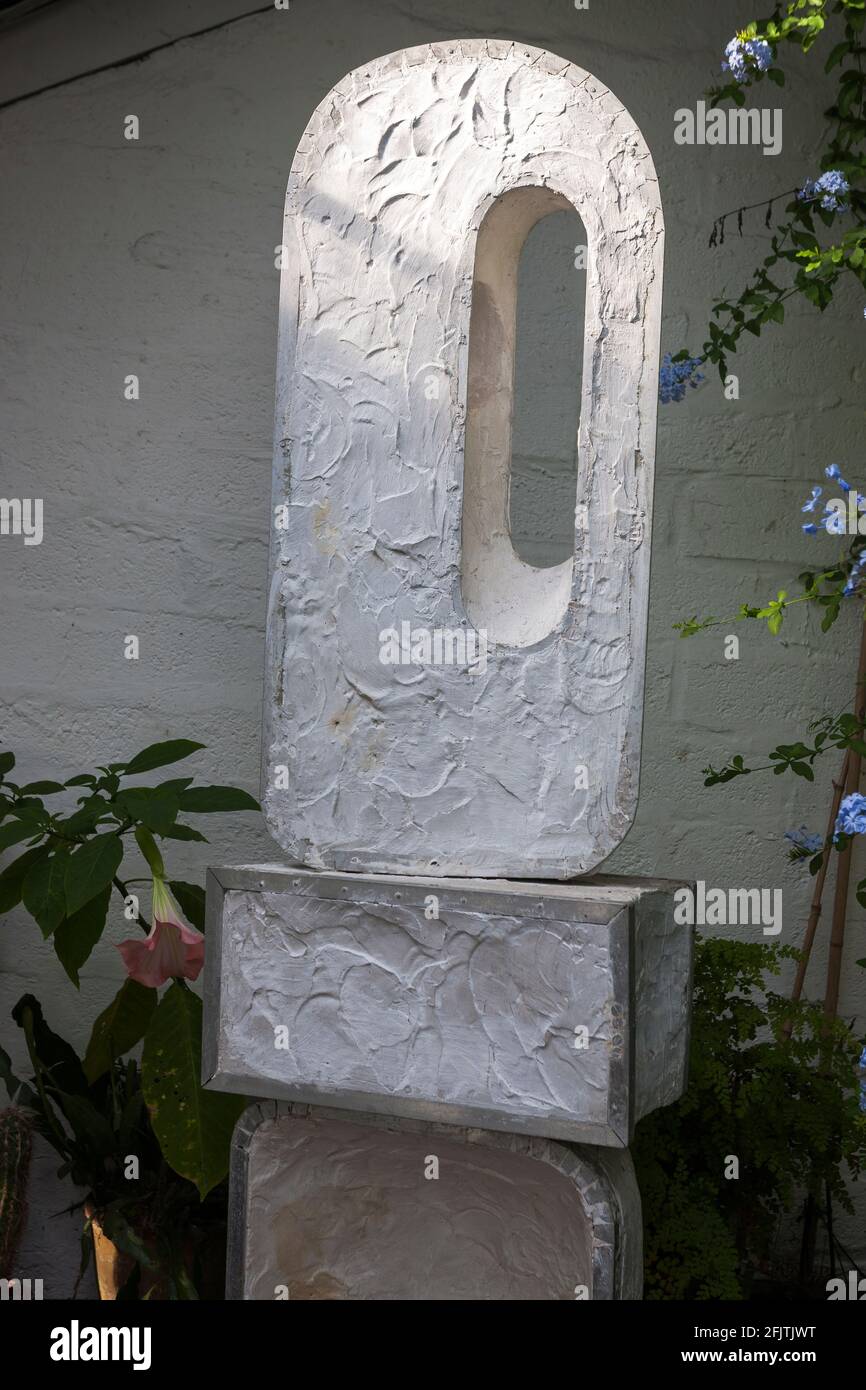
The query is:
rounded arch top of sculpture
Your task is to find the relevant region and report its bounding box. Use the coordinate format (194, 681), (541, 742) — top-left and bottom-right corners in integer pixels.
(263, 39), (665, 880)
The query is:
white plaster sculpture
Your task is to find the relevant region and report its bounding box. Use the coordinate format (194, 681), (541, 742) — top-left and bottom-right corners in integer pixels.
(262, 39), (664, 879)
(205, 866), (691, 1147)
(227, 1104), (643, 1301)
(207, 40), (677, 1301)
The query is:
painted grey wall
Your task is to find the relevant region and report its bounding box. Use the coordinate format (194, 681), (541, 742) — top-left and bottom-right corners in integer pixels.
(1, 0), (863, 1292)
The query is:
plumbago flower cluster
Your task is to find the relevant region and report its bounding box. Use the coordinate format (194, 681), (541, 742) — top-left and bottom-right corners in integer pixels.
(676, 458), (866, 943)
(659, 352), (705, 402)
(723, 33), (774, 82)
(658, 3), (866, 402)
(801, 464), (866, 592)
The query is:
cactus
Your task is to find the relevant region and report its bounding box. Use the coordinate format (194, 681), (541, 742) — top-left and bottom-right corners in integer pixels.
(0, 1107), (33, 1278)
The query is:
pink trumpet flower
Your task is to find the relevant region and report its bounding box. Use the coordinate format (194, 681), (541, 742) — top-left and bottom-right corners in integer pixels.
(117, 878), (204, 987)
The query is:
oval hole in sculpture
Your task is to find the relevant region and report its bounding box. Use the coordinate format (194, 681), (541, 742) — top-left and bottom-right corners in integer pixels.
(461, 187), (587, 649)
(511, 206), (586, 567)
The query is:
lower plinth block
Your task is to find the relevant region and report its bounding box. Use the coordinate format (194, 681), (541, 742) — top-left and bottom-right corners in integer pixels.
(227, 1102), (642, 1300)
(203, 865), (692, 1146)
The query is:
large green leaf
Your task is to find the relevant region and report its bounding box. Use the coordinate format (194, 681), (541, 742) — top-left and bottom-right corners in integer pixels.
(84, 979), (157, 1083)
(114, 785), (181, 836)
(57, 795), (112, 836)
(0, 845), (50, 915)
(142, 984), (245, 1198)
(22, 848), (71, 937)
(178, 786), (259, 814)
(0, 819), (41, 854)
(0, 751), (14, 778)
(54, 1090), (117, 1158)
(11, 994), (89, 1097)
(54, 885), (111, 986)
(168, 881), (206, 932)
(123, 740), (205, 777)
(64, 833), (124, 916)
(162, 823), (208, 844)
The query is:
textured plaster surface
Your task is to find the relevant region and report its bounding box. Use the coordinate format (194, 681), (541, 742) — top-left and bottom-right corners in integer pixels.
(2, 0), (863, 1284)
(229, 1102), (642, 1299)
(263, 39), (664, 879)
(205, 866), (691, 1144)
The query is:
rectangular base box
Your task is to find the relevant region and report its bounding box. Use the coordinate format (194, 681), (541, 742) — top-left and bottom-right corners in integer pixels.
(227, 1102), (643, 1300)
(203, 866), (692, 1146)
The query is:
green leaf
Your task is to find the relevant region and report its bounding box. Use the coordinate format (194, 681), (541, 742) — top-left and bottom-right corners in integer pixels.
(84, 979), (158, 1084)
(123, 740), (205, 777)
(0, 819), (42, 854)
(57, 795), (113, 836)
(790, 761), (815, 781)
(17, 781), (64, 796)
(22, 849), (71, 937)
(54, 885), (111, 987)
(177, 786), (259, 814)
(64, 834), (124, 917)
(114, 785), (181, 836)
(64, 774), (97, 789)
(56, 1090), (117, 1157)
(142, 984), (246, 1198)
(826, 40), (851, 71)
(0, 845), (50, 915)
(11, 993), (89, 1097)
(161, 823), (208, 844)
(0, 751), (15, 778)
(168, 881), (206, 932)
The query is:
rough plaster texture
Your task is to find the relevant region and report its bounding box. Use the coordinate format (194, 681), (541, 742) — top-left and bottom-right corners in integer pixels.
(228, 1101), (642, 1299)
(263, 39), (664, 879)
(1, 0), (863, 1286)
(205, 866), (692, 1144)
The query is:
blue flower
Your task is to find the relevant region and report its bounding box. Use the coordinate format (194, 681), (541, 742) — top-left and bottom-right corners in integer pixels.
(836, 792), (866, 837)
(802, 486), (823, 513)
(803, 522), (818, 535)
(659, 353), (704, 404)
(844, 555), (866, 597)
(722, 36), (773, 83)
(784, 826), (823, 856)
(825, 463), (851, 492)
(859, 1046), (866, 1114)
(799, 170), (850, 213)
(824, 504), (846, 536)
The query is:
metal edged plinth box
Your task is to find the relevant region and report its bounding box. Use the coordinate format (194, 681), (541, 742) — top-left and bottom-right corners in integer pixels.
(204, 865), (692, 1147)
(227, 1102), (643, 1300)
